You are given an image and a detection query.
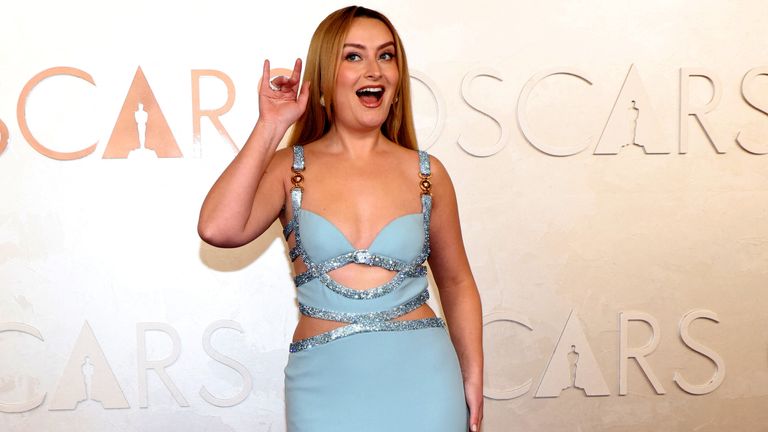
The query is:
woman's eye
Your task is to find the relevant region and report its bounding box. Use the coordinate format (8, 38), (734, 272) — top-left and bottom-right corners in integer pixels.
(345, 53), (361, 61)
(380, 52), (395, 61)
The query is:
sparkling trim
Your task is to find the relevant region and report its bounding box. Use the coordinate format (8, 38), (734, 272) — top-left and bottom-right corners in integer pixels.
(289, 317), (446, 353)
(420, 194), (432, 260)
(293, 263), (426, 288)
(292, 250), (412, 286)
(288, 245), (302, 262)
(298, 288), (430, 323)
(418, 150), (431, 176)
(283, 147), (304, 241)
(294, 269), (315, 287)
(286, 147), (441, 353)
(291, 189), (303, 217)
(323, 250), (407, 271)
(282, 219), (296, 240)
(289, 187), (304, 262)
(317, 266), (427, 299)
(292, 145), (305, 171)
(353, 249), (371, 264)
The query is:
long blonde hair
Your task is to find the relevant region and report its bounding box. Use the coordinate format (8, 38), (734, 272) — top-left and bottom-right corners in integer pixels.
(287, 6), (418, 150)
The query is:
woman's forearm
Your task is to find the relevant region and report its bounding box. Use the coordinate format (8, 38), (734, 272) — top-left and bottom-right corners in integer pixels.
(440, 280), (484, 383)
(197, 120), (287, 246)
(198, 58), (309, 247)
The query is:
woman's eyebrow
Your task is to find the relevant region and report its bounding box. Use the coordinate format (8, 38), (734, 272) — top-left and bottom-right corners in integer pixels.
(343, 41), (395, 50)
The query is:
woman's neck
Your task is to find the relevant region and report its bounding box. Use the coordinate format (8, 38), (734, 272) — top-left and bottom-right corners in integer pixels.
(322, 124), (388, 157)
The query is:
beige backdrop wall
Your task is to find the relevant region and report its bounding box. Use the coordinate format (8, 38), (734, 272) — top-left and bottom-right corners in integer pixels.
(2, 0), (767, 431)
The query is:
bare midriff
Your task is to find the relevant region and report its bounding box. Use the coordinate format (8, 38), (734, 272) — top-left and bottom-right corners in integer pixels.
(290, 262), (436, 343)
(291, 304), (437, 343)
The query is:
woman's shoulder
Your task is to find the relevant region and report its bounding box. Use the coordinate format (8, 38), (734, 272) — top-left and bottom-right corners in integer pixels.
(291, 139), (326, 157)
(264, 145), (303, 179)
(382, 144), (450, 178)
(269, 146), (294, 167)
(413, 152), (455, 206)
(405, 147), (448, 177)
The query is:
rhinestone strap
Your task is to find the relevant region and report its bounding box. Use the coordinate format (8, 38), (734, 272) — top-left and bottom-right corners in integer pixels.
(282, 219), (296, 240)
(289, 317), (446, 353)
(288, 245), (303, 262)
(316, 266), (427, 299)
(293, 250), (412, 285)
(284, 143), (304, 240)
(298, 288), (430, 323)
(412, 194), (432, 264)
(292, 145), (305, 171)
(418, 150), (431, 176)
(418, 150), (432, 196)
(284, 188), (303, 237)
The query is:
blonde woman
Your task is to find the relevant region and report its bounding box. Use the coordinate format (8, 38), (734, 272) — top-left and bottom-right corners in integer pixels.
(198, 6), (483, 431)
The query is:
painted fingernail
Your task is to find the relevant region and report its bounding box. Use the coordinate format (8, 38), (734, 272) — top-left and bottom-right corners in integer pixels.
(471, 424), (477, 431)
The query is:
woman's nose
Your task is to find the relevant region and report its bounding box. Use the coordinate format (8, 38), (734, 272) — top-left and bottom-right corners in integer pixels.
(364, 58), (382, 79)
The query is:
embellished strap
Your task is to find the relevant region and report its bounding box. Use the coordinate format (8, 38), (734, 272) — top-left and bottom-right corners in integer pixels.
(283, 147), (306, 240)
(293, 244), (430, 292)
(417, 152), (433, 257)
(295, 250), (411, 276)
(282, 220), (296, 240)
(418, 150), (432, 196)
(283, 188), (304, 240)
(294, 258), (426, 289)
(420, 194), (432, 257)
(289, 317), (446, 353)
(298, 287), (430, 323)
(292, 145), (305, 172)
(288, 244), (304, 261)
(316, 266), (427, 299)
(418, 150), (431, 176)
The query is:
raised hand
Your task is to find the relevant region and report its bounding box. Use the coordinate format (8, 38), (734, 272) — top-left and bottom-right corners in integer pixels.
(258, 58), (311, 131)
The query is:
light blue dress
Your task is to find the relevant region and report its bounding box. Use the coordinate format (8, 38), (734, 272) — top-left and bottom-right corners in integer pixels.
(283, 146), (468, 431)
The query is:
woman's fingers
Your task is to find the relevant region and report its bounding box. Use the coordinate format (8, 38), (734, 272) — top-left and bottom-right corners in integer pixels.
(289, 57), (302, 82)
(297, 80), (311, 112)
(260, 58), (304, 95)
(276, 58), (304, 90)
(269, 75), (294, 91)
(263, 58), (303, 94)
(257, 58), (308, 126)
(261, 59), (271, 92)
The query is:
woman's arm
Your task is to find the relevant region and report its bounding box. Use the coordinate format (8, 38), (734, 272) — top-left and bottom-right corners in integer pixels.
(198, 59), (310, 248)
(427, 155), (484, 431)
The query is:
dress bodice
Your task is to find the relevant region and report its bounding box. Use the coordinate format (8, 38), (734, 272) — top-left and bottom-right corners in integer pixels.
(283, 146), (444, 352)
(297, 209), (424, 265)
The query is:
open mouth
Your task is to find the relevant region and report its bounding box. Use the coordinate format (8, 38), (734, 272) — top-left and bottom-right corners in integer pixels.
(355, 86), (384, 106)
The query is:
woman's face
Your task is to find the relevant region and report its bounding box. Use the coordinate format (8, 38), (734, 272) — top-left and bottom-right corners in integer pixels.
(332, 17), (399, 132)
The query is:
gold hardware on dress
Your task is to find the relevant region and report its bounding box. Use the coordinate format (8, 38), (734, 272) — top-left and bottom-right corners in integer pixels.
(419, 172), (432, 195)
(291, 171), (304, 189)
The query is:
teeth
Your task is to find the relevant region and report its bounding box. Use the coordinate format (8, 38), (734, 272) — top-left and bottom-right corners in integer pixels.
(357, 87), (383, 95)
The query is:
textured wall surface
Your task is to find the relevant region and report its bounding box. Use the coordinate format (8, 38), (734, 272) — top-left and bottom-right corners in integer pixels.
(2, 0), (768, 431)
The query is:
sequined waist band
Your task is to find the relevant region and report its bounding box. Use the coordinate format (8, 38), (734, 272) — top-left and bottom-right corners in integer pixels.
(289, 317), (446, 353)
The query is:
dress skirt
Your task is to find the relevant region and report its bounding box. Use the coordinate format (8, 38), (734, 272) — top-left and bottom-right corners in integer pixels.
(284, 326), (468, 432)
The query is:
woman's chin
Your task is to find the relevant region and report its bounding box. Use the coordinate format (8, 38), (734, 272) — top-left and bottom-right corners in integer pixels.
(336, 114), (390, 132)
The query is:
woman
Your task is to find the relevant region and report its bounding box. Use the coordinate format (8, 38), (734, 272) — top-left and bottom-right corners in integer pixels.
(198, 6), (483, 431)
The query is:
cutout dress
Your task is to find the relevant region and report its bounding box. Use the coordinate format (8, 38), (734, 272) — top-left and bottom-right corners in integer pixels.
(283, 146), (468, 431)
